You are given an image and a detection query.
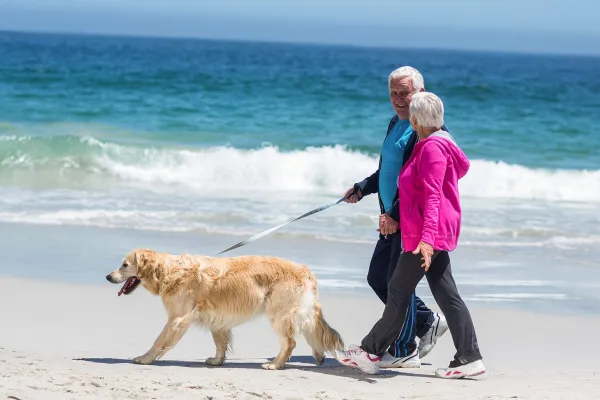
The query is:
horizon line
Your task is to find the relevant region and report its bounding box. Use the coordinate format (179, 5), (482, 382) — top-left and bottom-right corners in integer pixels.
(3, 28), (600, 59)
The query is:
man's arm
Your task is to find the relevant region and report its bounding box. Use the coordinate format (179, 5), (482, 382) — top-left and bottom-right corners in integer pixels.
(386, 197), (399, 221)
(355, 170), (379, 197)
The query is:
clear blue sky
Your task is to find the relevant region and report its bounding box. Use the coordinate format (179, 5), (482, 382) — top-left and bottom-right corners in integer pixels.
(2, 0), (600, 55)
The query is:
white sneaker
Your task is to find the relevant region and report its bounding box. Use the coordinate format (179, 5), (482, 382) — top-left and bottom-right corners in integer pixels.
(418, 313), (449, 359)
(435, 359), (486, 379)
(335, 345), (381, 375)
(380, 347), (421, 368)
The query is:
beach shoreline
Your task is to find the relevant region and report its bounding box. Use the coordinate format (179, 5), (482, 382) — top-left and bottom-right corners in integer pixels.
(1, 221), (598, 317)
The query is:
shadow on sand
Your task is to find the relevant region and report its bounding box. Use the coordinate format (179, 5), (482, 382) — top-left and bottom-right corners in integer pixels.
(75, 354), (446, 383)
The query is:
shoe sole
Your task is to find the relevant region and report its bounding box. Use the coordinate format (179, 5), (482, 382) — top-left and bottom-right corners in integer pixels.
(466, 369), (486, 378)
(458, 369), (486, 379)
(435, 362), (486, 379)
(435, 369), (486, 379)
(380, 360), (421, 369)
(338, 356), (381, 375)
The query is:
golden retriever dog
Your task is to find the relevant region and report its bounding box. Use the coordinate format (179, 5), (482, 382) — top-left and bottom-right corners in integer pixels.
(105, 248), (344, 370)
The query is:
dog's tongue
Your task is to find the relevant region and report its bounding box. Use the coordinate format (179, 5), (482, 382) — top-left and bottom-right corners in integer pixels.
(118, 279), (131, 296)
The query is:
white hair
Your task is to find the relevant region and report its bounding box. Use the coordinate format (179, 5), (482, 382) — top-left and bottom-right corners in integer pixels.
(409, 92), (444, 129)
(388, 66), (425, 92)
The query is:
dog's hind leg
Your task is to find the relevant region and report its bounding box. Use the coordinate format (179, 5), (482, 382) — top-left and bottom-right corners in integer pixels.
(132, 315), (192, 365)
(262, 314), (296, 370)
(205, 329), (232, 366)
(297, 280), (344, 366)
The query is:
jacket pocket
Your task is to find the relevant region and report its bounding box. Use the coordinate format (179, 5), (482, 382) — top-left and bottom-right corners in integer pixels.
(409, 198), (417, 212)
(407, 198), (423, 232)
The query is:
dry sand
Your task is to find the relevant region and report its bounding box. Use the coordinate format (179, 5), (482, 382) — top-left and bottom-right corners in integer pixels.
(0, 276), (598, 400)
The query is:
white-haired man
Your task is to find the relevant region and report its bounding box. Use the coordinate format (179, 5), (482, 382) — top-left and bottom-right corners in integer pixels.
(343, 66), (448, 368)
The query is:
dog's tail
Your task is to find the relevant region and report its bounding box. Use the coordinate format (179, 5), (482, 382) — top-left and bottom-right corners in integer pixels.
(297, 273), (345, 365)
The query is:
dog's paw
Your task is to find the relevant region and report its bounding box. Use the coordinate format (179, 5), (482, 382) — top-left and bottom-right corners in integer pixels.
(312, 351), (325, 366)
(132, 355), (154, 365)
(261, 362), (284, 370)
(205, 357), (225, 366)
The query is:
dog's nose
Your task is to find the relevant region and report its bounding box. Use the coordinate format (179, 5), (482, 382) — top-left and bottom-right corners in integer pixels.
(105, 274), (112, 282)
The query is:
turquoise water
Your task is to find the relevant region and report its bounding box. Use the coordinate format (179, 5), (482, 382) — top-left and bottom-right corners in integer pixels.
(1, 31), (600, 309)
(2, 31), (600, 169)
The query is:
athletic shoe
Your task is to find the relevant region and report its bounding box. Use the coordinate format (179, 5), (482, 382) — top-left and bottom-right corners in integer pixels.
(380, 347), (421, 368)
(335, 345), (381, 375)
(435, 359), (486, 379)
(418, 312), (449, 359)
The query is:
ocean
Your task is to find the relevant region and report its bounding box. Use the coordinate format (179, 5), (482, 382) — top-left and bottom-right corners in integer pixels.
(1, 31), (600, 314)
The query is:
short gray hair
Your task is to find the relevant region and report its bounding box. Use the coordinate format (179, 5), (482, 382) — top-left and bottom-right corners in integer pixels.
(388, 66), (425, 92)
(409, 92), (444, 129)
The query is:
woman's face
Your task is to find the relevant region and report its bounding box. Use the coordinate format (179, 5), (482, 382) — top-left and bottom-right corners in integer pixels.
(410, 115), (420, 132)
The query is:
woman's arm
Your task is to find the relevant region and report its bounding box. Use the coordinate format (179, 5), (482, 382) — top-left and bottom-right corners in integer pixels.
(419, 141), (447, 247)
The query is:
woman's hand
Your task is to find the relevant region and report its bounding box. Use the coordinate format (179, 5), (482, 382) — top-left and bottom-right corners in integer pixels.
(412, 241), (434, 271)
(377, 214), (398, 236)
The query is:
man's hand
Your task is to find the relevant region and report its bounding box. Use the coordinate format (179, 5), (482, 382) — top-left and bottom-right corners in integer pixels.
(377, 214), (398, 236)
(412, 241), (434, 271)
(343, 186), (362, 204)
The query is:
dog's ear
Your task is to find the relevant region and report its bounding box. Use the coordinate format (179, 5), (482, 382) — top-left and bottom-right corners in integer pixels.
(134, 249), (153, 275)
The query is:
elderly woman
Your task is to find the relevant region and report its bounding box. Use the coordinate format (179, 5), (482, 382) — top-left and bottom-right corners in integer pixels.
(336, 92), (485, 379)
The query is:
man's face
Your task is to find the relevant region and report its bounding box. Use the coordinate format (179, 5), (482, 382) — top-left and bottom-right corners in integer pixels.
(389, 77), (418, 120)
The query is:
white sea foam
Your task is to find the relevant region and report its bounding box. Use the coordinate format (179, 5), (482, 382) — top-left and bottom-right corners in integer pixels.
(461, 159), (600, 203)
(2, 135), (599, 203)
(87, 140), (600, 202)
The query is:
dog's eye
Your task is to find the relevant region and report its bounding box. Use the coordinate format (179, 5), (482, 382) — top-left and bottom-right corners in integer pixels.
(122, 263), (128, 268)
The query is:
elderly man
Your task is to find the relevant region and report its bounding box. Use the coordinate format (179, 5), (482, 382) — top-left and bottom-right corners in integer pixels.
(343, 66), (448, 368)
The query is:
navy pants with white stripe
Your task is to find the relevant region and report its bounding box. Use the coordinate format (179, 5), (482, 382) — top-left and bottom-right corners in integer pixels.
(367, 232), (434, 357)
(362, 250), (482, 365)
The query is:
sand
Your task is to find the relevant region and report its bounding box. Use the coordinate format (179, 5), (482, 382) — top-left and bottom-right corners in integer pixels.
(0, 276), (598, 400)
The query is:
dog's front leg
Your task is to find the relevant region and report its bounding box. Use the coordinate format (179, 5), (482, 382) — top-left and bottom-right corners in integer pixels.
(133, 316), (191, 365)
(205, 329), (232, 366)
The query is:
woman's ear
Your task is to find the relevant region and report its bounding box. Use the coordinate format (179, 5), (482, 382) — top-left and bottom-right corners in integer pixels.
(410, 115), (418, 130)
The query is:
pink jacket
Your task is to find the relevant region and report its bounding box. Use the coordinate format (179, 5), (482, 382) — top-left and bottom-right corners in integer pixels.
(397, 131), (470, 252)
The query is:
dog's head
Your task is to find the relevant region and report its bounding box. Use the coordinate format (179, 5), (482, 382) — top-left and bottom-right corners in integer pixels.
(106, 248), (155, 296)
